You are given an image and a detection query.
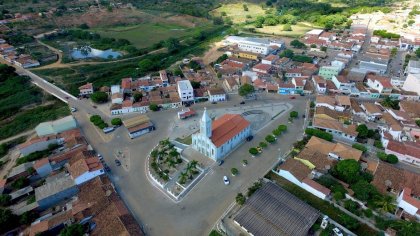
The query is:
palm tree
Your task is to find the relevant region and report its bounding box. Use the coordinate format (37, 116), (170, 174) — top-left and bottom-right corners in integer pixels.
(178, 172), (188, 185)
(390, 220), (420, 236)
(375, 195), (396, 213)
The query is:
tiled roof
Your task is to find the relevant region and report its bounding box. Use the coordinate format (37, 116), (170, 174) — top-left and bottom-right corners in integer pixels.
(399, 101), (420, 118)
(316, 95), (336, 106)
(361, 102), (382, 114)
(386, 141), (420, 160)
(303, 178), (331, 195)
(296, 148), (336, 171)
(402, 188), (420, 209)
(208, 87), (225, 95)
(367, 74), (393, 88)
(211, 114), (250, 147)
(263, 54), (278, 61)
(335, 95), (351, 106)
(305, 136), (362, 161)
(253, 63), (272, 71)
(79, 83), (93, 90)
(33, 158), (49, 170)
(315, 107), (351, 120)
(350, 99), (363, 113)
(279, 158), (311, 181)
(121, 78), (132, 89)
(313, 117), (358, 137)
(68, 156), (103, 179)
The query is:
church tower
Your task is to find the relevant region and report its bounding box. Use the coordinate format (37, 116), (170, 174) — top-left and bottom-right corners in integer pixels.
(200, 108), (212, 138)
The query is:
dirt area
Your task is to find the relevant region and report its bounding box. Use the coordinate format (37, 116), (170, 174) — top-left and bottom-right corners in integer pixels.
(202, 41), (225, 65)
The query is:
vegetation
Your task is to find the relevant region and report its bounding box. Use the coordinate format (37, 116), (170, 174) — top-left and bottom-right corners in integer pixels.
(90, 91), (108, 103)
(381, 96), (399, 110)
(259, 141), (268, 149)
(377, 152), (398, 164)
(289, 111), (299, 119)
(111, 118), (122, 126)
(373, 30), (400, 39)
(292, 55), (313, 63)
(0, 208), (19, 234)
(16, 144), (58, 165)
(352, 143), (367, 153)
(238, 84), (255, 97)
(356, 124), (369, 139)
(249, 147), (259, 155)
(236, 193), (246, 205)
(11, 177), (29, 190)
(231, 168), (239, 176)
(265, 135), (276, 143)
(60, 223), (84, 236)
(290, 39), (306, 49)
(90, 115), (108, 129)
(209, 230), (223, 236)
(246, 180), (263, 197)
(305, 128), (333, 141)
(0, 194), (11, 207)
(149, 103), (159, 111)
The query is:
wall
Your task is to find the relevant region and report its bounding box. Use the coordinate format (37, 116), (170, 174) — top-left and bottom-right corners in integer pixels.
(75, 169), (105, 185)
(37, 186), (78, 210)
(20, 139), (58, 156)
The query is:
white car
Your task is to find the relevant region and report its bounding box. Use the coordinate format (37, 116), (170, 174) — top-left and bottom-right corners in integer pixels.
(70, 107), (77, 112)
(321, 216), (329, 229)
(223, 176), (230, 185)
(97, 154), (103, 161)
(333, 227), (343, 236)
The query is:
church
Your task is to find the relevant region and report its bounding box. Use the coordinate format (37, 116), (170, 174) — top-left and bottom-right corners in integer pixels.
(192, 108), (252, 161)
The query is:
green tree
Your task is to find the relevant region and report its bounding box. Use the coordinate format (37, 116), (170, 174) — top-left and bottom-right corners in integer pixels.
(138, 59), (155, 73)
(165, 38), (181, 54)
(391, 220), (420, 236)
(259, 141), (268, 148)
(391, 47), (398, 57)
(90, 91), (108, 103)
(290, 39), (306, 49)
(283, 24), (292, 31)
(149, 103), (159, 111)
(386, 154), (398, 164)
(238, 84), (255, 97)
(133, 92), (143, 102)
(352, 180), (374, 201)
(231, 168), (239, 176)
(280, 49), (294, 58)
(290, 111), (299, 118)
(272, 128), (281, 136)
(19, 210), (38, 225)
(278, 124), (287, 133)
(188, 61), (202, 71)
(0, 208), (19, 234)
(247, 180), (263, 197)
(352, 143), (367, 153)
(236, 193), (246, 205)
(334, 159), (361, 184)
(356, 124), (369, 139)
(190, 81), (201, 89)
(249, 147), (258, 155)
(111, 118), (122, 126)
(416, 47), (420, 58)
(0, 194), (11, 206)
(320, 46), (327, 52)
(305, 128), (333, 141)
(173, 68), (183, 77)
(265, 135), (276, 143)
(375, 195), (396, 213)
(60, 223), (84, 236)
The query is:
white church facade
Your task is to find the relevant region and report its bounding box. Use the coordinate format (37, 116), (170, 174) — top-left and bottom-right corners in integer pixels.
(192, 109), (252, 161)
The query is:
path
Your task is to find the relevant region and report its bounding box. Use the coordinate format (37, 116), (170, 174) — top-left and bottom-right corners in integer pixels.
(0, 130), (35, 145)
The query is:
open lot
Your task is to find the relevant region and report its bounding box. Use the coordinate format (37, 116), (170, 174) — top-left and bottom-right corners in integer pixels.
(211, 3), (267, 24)
(244, 22), (320, 38)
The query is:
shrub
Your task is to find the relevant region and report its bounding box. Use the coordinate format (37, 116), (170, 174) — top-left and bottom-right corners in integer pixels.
(377, 151), (387, 161)
(236, 193), (246, 205)
(247, 180), (262, 197)
(290, 111), (299, 118)
(352, 143), (367, 153)
(259, 141), (268, 148)
(90, 91), (108, 103)
(283, 24), (292, 31)
(149, 103), (159, 111)
(386, 154), (398, 164)
(305, 128), (333, 141)
(111, 118), (122, 126)
(374, 140), (383, 149)
(333, 192), (344, 201)
(278, 124), (287, 132)
(0, 194), (11, 206)
(265, 135), (276, 143)
(249, 147), (258, 155)
(363, 209), (373, 218)
(231, 168), (239, 176)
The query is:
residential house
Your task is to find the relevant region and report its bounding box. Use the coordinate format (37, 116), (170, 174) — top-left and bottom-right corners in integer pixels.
(318, 66), (341, 80)
(285, 68), (303, 78)
(319, 31), (336, 42)
(18, 135), (60, 156)
(315, 107), (351, 123)
(111, 93), (123, 104)
(331, 75), (354, 94)
(278, 83), (297, 95)
(316, 95), (339, 111)
(404, 60), (420, 76)
(177, 108), (196, 119)
(208, 88), (226, 102)
(236, 51), (260, 60)
(366, 74), (393, 94)
(14, 57), (40, 68)
(177, 80), (194, 103)
(261, 54), (279, 65)
(399, 100), (420, 119)
(358, 55), (389, 74)
(385, 140), (420, 167)
(313, 117), (358, 141)
(292, 77), (306, 94)
(7, 162), (33, 182)
(68, 155), (104, 185)
(33, 158), (52, 178)
(304, 136), (362, 161)
(402, 74), (420, 96)
(35, 116), (77, 137)
(123, 115), (155, 139)
(312, 75), (327, 94)
(360, 102), (383, 121)
(396, 188), (420, 220)
(223, 76), (239, 92)
(78, 83), (94, 96)
(335, 95), (351, 110)
(252, 63), (272, 74)
(35, 173), (78, 210)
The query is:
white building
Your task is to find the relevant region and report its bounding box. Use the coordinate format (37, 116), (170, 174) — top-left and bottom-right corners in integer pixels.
(331, 75), (354, 94)
(402, 74), (420, 95)
(78, 83), (94, 96)
(192, 109), (251, 161)
(68, 157), (104, 185)
(312, 76), (326, 94)
(396, 188), (420, 220)
(366, 75), (393, 94)
(404, 60), (420, 76)
(177, 80), (194, 103)
(207, 88), (226, 102)
(224, 36), (283, 55)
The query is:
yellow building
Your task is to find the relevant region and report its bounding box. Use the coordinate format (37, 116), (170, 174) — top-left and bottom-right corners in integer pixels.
(237, 51), (260, 60)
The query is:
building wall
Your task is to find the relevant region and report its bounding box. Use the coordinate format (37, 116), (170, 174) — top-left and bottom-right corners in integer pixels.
(238, 43), (269, 55)
(128, 125), (154, 139)
(318, 67), (340, 80)
(238, 52), (258, 60)
(359, 61), (388, 74)
(397, 191), (419, 216)
(37, 186), (78, 210)
(74, 169), (104, 185)
(209, 94), (226, 102)
(19, 139), (58, 156)
(277, 170), (327, 200)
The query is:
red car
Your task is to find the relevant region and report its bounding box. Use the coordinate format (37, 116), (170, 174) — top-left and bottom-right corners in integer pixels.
(289, 96), (296, 99)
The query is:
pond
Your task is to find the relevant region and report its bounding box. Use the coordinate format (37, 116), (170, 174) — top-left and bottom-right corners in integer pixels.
(71, 46), (122, 59)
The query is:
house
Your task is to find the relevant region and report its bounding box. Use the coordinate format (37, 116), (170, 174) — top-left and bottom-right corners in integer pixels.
(313, 117), (358, 141)
(285, 68), (303, 78)
(399, 100), (420, 119)
(14, 57), (40, 68)
(331, 75), (354, 94)
(252, 63), (272, 74)
(312, 76), (326, 94)
(358, 55), (389, 74)
(159, 70), (169, 86)
(305, 136), (362, 161)
(261, 54), (279, 65)
(111, 93), (123, 104)
(404, 60), (420, 76)
(396, 188), (420, 219)
(360, 102), (383, 121)
(0, 43), (14, 53)
(385, 140), (420, 167)
(315, 107), (351, 123)
(123, 115), (155, 139)
(177, 80), (194, 103)
(177, 108), (196, 119)
(237, 51), (260, 60)
(319, 31), (336, 42)
(35, 116), (77, 137)
(208, 88), (226, 102)
(275, 158), (331, 200)
(224, 36), (283, 55)
(35, 173), (78, 210)
(192, 109), (251, 161)
(28, 211), (74, 236)
(223, 76), (239, 92)
(7, 162), (33, 182)
(78, 83), (94, 96)
(316, 95), (338, 111)
(68, 156), (104, 185)
(318, 66), (341, 80)
(335, 95), (351, 110)
(366, 74), (393, 94)
(33, 158), (52, 178)
(234, 182), (320, 236)
(402, 74), (420, 95)
(18, 135), (60, 156)
(295, 148), (336, 172)
(278, 83), (297, 95)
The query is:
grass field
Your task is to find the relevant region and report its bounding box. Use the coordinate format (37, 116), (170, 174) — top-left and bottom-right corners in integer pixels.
(93, 23), (198, 49)
(211, 3), (267, 24)
(245, 22), (320, 37)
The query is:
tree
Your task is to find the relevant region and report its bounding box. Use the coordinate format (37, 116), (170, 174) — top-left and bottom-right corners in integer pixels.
(283, 24), (292, 31)
(391, 220), (420, 236)
(272, 128), (281, 136)
(391, 47), (398, 57)
(249, 147), (258, 155)
(265, 135), (276, 143)
(356, 124), (369, 139)
(0, 208), (19, 234)
(305, 128), (333, 141)
(173, 68), (183, 77)
(236, 193), (246, 205)
(278, 124), (287, 133)
(90, 91), (108, 103)
(247, 180), (263, 197)
(133, 92), (143, 102)
(375, 195), (396, 213)
(352, 180), (375, 201)
(149, 103), (159, 111)
(165, 38), (181, 54)
(188, 60), (201, 71)
(238, 84), (255, 97)
(111, 118), (122, 126)
(78, 23), (89, 29)
(0, 194), (11, 206)
(290, 39), (306, 49)
(259, 141), (267, 148)
(381, 96), (400, 110)
(231, 168), (239, 176)
(280, 49), (294, 58)
(386, 154), (398, 164)
(60, 223), (84, 236)
(352, 143), (367, 153)
(190, 81), (201, 89)
(138, 59), (155, 73)
(213, 17), (224, 25)
(333, 159), (361, 184)
(289, 111), (298, 119)
(20, 210), (38, 225)
(320, 46), (327, 52)
(416, 47), (420, 58)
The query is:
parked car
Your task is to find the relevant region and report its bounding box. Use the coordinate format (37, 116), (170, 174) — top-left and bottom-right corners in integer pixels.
(103, 127), (115, 134)
(223, 176), (230, 185)
(217, 160), (224, 166)
(93, 105), (97, 108)
(246, 135), (254, 141)
(115, 159), (121, 166)
(332, 227), (343, 236)
(70, 107), (77, 112)
(321, 216), (328, 229)
(289, 96), (296, 99)
(211, 101), (217, 104)
(97, 154), (103, 161)
(240, 101), (245, 105)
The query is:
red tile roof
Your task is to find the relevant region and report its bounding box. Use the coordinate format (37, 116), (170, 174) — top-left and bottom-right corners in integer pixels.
(211, 114), (250, 147)
(386, 141), (420, 160)
(402, 188), (420, 209)
(303, 178), (331, 195)
(253, 63), (272, 71)
(34, 158), (49, 170)
(122, 100), (133, 108)
(121, 78), (132, 89)
(79, 83), (93, 90)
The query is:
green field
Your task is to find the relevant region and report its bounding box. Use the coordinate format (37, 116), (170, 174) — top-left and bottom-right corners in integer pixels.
(93, 23), (197, 49)
(247, 22), (321, 37)
(212, 3), (267, 24)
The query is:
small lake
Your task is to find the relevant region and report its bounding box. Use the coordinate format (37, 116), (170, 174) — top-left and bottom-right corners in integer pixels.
(71, 46), (122, 59)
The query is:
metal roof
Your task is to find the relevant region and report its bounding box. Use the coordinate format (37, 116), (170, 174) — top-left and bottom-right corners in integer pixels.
(234, 182), (320, 236)
(123, 115), (150, 129)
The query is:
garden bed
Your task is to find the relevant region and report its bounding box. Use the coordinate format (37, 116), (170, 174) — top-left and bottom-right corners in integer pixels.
(149, 139), (185, 183)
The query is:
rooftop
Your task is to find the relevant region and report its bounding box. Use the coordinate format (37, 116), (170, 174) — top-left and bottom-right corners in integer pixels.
(305, 136), (362, 161)
(279, 158), (311, 181)
(123, 115), (150, 129)
(211, 114), (250, 147)
(35, 174), (75, 201)
(234, 182), (320, 236)
(313, 117), (358, 137)
(177, 80), (193, 91)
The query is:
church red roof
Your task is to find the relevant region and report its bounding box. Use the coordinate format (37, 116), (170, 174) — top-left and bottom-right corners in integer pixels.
(211, 114), (250, 147)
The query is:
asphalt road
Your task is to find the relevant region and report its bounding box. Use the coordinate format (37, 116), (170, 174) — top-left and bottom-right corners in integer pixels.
(3, 57), (310, 235)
